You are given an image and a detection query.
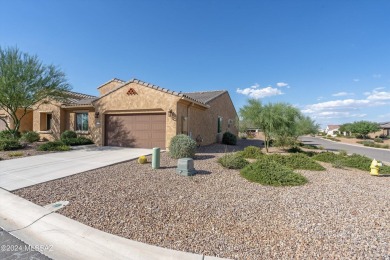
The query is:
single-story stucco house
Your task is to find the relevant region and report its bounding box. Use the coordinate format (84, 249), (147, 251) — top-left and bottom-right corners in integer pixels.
(325, 125), (340, 136)
(0, 78), (238, 148)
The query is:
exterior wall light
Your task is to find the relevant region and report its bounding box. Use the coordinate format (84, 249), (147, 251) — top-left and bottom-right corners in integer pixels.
(168, 109), (173, 118)
(95, 112), (100, 118)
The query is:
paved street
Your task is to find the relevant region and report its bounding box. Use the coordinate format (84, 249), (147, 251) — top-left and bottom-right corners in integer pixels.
(300, 136), (390, 163)
(0, 228), (51, 260)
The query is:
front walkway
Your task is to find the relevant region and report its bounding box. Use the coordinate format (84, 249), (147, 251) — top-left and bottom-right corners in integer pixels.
(0, 146), (152, 191)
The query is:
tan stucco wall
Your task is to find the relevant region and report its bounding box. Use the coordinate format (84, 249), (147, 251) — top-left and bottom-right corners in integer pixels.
(181, 92), (238, 146)
(32, 101), (63, 141)
(17, 109), (33, 132)
(93, 82), (181, 148)
(98, 80), (124, 96)
(0, 109), (33, 132)
(64, 108), (96, 140)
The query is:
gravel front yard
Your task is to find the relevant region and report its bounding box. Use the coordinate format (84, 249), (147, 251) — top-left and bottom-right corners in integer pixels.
(14, 140), (390, 259)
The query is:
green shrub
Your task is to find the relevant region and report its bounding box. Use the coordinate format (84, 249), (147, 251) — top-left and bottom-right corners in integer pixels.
(374, 138), (384, 143)
(20, 131), (40, 143)
(61, 137), (93, 146)
(338, 150), (348, 157)
(241, 146), (262, 158)
(265, 153), (325, 171)
(61, 130), (77, 140)
(37, 141), (71, 151)
(222, 132), (237, 145)
(312, 152), (340, 163)
(218, 153), (249, 169)
(169, 134), (197, 159)
(341, 154), (372, 171)
(0, 139), (22, 151)
(240, 160), (308, 186)
(332, 160), (344, 169)
(0, 130), (20, 140)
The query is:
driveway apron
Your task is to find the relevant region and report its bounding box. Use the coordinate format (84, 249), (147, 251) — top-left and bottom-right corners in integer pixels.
(0, 146), (152, 191)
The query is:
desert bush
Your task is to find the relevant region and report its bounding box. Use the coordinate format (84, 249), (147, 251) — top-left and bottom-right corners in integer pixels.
(218, 153), (249, 169)
(222, 132), (237, 145)
(265, 153), (325, 171)
(37, 141), (70, 151)
(374, 138), (384, 143)
(61, 137), (93, 146)
(60, 130), (77, 140)
(8, 151), (24, 157)
(138, 155), (147, 164)
(169, 134), (197, 159)
(240, 160), (308, 186)
(0, 130), (20, 140)
(241, 146), (262, 158)
(312, 152), (340, 163)
(20, 131), (40, 143)
(0, 139), (22, 151)
(338, 150), (348, 156)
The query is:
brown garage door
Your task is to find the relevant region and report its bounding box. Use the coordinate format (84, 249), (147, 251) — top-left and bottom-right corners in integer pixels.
(105, 113), (166, 148)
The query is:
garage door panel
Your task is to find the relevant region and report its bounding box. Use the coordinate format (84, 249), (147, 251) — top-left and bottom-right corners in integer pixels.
(105, 114), (166, 148)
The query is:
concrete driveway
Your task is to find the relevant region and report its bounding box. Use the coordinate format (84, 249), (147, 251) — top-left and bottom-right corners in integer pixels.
(0, 146), (152, 191)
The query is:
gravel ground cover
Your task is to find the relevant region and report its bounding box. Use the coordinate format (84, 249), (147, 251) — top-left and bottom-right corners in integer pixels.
(0, 142), (51, 160)
(14, 139), (390, 259)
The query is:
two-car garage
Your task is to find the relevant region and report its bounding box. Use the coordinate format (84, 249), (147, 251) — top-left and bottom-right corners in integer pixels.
(105, 113), (166, 149)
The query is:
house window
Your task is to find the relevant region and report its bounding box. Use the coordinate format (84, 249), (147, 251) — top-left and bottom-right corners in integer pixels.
(39, 112), (52, 131)
(217, 117), (223, 133)
(46, 114), (52, 130)
(76, 113), (88, 131)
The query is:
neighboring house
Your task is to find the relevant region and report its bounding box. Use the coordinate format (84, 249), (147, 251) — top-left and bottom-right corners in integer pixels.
(0, 78), (238, 148)
(325, 125), (340, 136)
(379, 122), (390, 136)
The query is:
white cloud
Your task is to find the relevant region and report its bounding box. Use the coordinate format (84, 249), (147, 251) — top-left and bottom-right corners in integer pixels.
(276, 82), (288, 87)
(317, 96), (324, 101)
(332, 92), (354, 97)
(303, 99), (370, 113)
(366, 90), (390, 100)
(353, 79), (360, 82)
(237, 84), (283, 99)
(373, 74), (382, 79)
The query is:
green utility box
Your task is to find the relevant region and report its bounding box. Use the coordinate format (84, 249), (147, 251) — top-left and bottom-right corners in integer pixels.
(176, 158), (196, 176)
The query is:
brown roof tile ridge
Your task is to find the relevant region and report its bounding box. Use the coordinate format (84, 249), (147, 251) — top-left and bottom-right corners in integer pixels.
(96, 78), (126, 89)
(65, 90), (97, 99)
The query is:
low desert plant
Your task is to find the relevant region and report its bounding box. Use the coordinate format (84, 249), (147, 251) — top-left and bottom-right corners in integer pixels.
(312, 152), (340, 163)
(338, 150), (348, 157)
(8, 151), (24, 157)
(240, 160), (308, 186)
(20, 131), (40, 143)
(60, 130), (77, 140)
(218, 153), (249, 169)
(240, 146), (262, 159)
(61, 137), (94, 146)
(265, 153), (325, 171)
(222, 132), (237, 145)
(374, 138), (384, 143)
(0, 139), (22, 151)
(37, 141), (71, 151)
(169, 134), (197, 159)
(0, 130), (20, 140)
(138, 155), (147, 164)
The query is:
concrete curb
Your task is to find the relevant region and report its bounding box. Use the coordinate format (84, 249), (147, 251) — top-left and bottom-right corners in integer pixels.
(0, 189), (228, 260)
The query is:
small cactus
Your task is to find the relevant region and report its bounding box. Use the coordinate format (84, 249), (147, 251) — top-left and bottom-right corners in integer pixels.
(138, 155), (147, 164)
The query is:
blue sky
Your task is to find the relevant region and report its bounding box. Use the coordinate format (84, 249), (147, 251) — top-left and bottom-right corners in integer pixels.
(1, 0), (390, 128)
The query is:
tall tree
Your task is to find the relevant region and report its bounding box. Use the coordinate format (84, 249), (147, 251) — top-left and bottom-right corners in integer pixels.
(240, 99), (318, 151)
(0, 47), (70, 135)
(348, 121), (380, 139)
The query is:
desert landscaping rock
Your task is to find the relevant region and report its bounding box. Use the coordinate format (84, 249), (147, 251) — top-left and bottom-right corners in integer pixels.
(13, 139), (390, 259)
